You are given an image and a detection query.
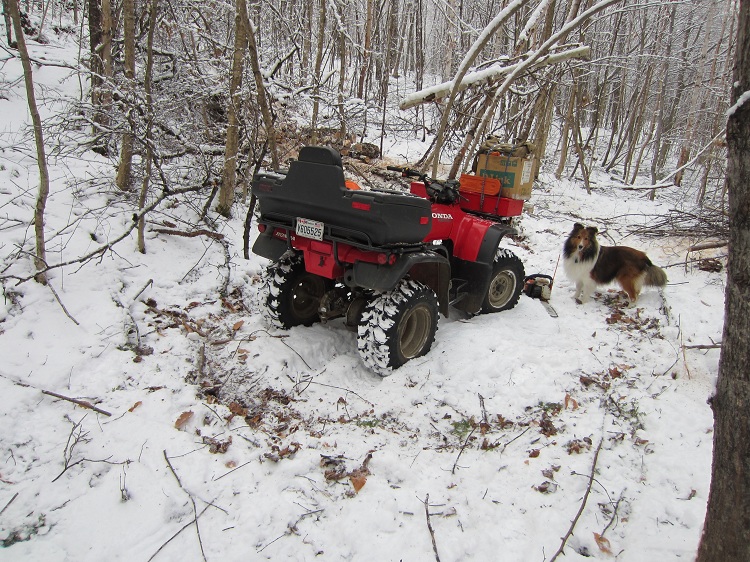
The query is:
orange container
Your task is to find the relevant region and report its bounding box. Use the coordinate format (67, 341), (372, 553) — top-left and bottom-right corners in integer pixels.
(460, 191), (523, 217)
(459, 174), (501, 196)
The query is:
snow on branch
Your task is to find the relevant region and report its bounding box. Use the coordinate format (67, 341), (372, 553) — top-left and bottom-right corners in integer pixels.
(399, 44), (591, 110)
(727, 90), (750, 118)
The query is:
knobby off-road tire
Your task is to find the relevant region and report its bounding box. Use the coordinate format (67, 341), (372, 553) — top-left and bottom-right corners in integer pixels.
(265, 252), (330, 328)
(357, 279), (439, 376)
(481, 248), (525, 313)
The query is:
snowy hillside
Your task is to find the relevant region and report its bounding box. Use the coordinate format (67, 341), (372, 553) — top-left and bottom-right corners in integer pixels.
(1, 24), (724, 562)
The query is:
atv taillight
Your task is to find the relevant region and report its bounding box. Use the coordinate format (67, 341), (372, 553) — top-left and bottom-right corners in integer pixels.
(377, 253), (388, 265)
(257, 224), (267, 233)
(352, 201), (371, 211)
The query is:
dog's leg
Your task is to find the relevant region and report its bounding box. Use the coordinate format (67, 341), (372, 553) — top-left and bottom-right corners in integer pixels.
(576, 280), (595, 304)
(574, 281), (584, 302)
(619, 275), (641, 307)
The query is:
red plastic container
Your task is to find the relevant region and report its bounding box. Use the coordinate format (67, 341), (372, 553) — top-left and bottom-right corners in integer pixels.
(459, 191), (523, 217)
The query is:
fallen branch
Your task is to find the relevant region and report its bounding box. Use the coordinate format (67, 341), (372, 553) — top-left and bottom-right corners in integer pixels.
(683, 343), (722, 350)
(152, 228), (225, 241)
(688, 241), (728, 252)
(549, 438), (604, 562)
(423, 494), (442, 562)
(452, 426), (477, 474)
(2, 183), (207, 285)
(163, 450), (207, 561)
(0, 492), (18, 516)
(47, 281), (80, 325)
(42, 389), (112, 416)
(148, 504), (211, 562)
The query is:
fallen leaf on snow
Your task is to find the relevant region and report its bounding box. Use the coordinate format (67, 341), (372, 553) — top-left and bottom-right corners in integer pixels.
(175, 411), (194, 429)
(350, 474), (367, 492)
(128, 401), (142, 412)
(594, 532), (613, 554)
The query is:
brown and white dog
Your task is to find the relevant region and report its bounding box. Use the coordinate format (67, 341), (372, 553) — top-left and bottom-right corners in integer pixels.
(563, 223), (667, 305)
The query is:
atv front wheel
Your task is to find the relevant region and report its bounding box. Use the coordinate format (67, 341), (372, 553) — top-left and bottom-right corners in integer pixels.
(357, 279), (438, 375)
(266, 253), (330, 328)
(481, 249), (524, 313)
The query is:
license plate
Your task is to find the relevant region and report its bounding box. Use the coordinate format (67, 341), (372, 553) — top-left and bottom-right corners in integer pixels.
(295, 217), (324, 241)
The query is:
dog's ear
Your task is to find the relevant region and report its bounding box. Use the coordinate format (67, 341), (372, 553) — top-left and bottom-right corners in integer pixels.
(572, 222), (584, 231)
(587, 226), (599, 235)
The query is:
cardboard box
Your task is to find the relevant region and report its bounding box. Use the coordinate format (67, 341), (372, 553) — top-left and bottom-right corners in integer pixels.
(476, 152), (535, 200)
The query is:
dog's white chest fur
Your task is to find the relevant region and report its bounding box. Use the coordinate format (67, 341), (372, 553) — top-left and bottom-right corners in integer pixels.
(563, 251), (596, 282)
(563, 250), (599, 303)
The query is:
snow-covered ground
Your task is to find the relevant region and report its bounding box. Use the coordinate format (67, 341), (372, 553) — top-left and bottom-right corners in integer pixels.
(0, 31), (723, 562)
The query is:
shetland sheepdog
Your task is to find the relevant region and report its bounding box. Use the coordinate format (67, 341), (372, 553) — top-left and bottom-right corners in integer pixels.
(563, 223), (667, 305)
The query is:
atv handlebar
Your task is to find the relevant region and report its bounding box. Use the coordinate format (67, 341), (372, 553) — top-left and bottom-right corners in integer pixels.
(387, 165), (461, 205)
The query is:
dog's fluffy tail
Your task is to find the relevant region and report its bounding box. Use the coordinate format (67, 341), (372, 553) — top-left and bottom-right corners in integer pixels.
(645, 264), (668, 287)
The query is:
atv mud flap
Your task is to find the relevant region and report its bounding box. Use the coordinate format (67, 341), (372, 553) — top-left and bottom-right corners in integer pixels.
(450, 259), (492, 314)
(345, 252), (451, 317)
(252, 230), (289, 261)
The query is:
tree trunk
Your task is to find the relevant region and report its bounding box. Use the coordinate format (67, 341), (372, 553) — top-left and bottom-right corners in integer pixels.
(2, 0), (13, 46)
(243, 7), (279, 169)
(218, 0), (249, 218)
(310, 0), (327, 144)
(696, 1), (750, 559)
(137, 0), (157, 253)
(356, 0), (373, 100)
(115, 0), (135, 191)
(8, 0), (50, 283)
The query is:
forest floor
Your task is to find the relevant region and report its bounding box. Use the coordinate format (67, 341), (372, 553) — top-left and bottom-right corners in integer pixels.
(0, 26), (725, 562)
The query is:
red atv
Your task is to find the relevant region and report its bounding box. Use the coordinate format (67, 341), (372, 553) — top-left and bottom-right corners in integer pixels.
(251, 145), (525, 374)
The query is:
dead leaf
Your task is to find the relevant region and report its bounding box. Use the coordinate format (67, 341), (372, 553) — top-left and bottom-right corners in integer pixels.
(528, 449), (540, 458)
(594, 533), (613, 554)
(350, 474), (367, 492)
(232, 320), (244, 331)
(228, 402), (248, 417)
(175, 411), (194, 429)
(564, 393), (579, 410)
(128, 401), (142, 412)
(203, 435), (232, 454)
(225, 460), (237, 468)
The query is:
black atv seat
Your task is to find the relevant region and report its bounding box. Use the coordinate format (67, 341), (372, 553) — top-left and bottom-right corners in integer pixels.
(298, 145), (343, 167)
(253, 146), (432, 246)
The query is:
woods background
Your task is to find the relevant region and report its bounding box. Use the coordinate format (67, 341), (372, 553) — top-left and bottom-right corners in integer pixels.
(1, 0), (736, 231)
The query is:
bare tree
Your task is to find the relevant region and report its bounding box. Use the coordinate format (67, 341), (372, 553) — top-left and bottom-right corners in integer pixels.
(115, 0), (135, 191)
(696, 1), (750, 559)
(218, 0), (250, 217)
(8, 0), (50, 283)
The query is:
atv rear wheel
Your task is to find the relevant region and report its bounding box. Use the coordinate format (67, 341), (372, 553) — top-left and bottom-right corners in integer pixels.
(266, 253), (331, 328)
(481, 249), (524, 313)
(357, 279), (438, 375)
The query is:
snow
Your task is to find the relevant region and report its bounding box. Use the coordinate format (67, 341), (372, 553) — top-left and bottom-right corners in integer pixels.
(727, 89), (750, 118)
(0, 30), (724, 562)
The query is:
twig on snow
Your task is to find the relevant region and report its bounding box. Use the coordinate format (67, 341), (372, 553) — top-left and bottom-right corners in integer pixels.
(452, 426), (477, 474)
(0, 492), (19, 516)
(148, 504), (211, 562)
(549, 438), (604, 562)
(42, 389), (112, 416)
(47, 281), (80, 325)
(163, 450), (207, 561)
(423, 494), (442, 562)
(152, 228), (225, 240)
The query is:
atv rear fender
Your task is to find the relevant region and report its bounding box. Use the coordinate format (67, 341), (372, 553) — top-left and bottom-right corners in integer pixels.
(253, 229), (451, 317)
(345, 251), (451, 317)
(450, 223), (517, 314)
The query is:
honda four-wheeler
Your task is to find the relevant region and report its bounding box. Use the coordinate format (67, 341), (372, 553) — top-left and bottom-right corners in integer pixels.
(250, 145), (525, 375)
